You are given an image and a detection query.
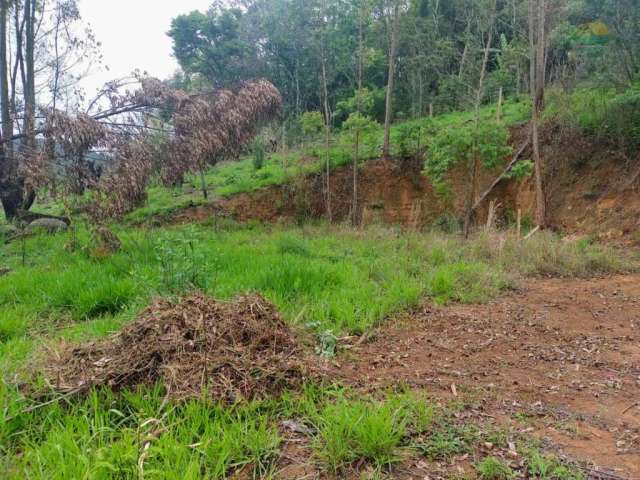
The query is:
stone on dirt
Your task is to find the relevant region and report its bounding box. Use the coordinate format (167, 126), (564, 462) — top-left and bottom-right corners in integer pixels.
(26, 218), (69, 234)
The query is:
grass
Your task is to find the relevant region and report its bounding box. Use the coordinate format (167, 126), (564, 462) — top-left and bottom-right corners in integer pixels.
(1, 372), (584, 478)
(545, 83), (640, 151)
(311, 393), (429, 472)
(476, 457), (514, 480)
(0, 86), (632, 477)
(0, 223), (629, 356)
(0, 220), (620, 477)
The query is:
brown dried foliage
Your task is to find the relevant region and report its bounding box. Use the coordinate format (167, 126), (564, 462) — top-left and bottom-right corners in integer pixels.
(25, 78), (282, 221)
(45, 293), (309, 402)
(161, 79), (282, 186)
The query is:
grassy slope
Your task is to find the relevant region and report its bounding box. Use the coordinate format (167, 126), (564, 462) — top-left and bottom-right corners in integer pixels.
(125, 98), (531, 223)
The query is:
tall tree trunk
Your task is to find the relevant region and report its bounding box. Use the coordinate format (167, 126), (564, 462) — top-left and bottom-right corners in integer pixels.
(458, 17), (473, 79)
(0, 0), (18, 221)
(463, 1), (496, 238)
(23, 0), (35, 150)
(529, 0), (546, 228)
(353, 3), (365, 227)
(382, 1), (400, 159)
(320, 0), (332, 221)
(321, 58), (331, 221)
(0, 0), (10, 149)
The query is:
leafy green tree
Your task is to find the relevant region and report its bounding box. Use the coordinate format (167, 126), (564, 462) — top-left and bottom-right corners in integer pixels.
(425, 121), (512, 197)
(168, 7), (259, 87)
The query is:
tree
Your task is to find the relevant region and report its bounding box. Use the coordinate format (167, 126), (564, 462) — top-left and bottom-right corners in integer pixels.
(529, 0), (546, 228)
(168, 7), (259, 88)
(381, 0), (402, 158)
(464, 0), (498, 237)
(28, 78), (282, 221)
(0, 0), (101, 220)
(342, 109), (377, 224)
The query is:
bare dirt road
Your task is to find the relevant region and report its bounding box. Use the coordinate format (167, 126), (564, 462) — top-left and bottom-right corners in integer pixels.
(333, 275), (640, 479)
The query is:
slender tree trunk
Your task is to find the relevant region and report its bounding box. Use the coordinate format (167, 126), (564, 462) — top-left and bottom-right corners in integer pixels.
(458, 17), (472, 79)
(321, 59), (331, 221)
(0, 0), (11, 148)
(418, 71), (424, 118)
(464, 3), (496, 238)
(382, 1), (400, 159)
(319, 0), (332, 222)
(11, 5), (26, 121)
(23, 0), (35, 150)
(529, 0), (546, 228)
(0, 0), (18, 221)
(353, 3), (365, 227)
(200, 168), (208, 199)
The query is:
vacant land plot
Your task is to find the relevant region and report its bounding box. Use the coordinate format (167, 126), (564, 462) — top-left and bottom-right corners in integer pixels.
(0, 222), (636, 478)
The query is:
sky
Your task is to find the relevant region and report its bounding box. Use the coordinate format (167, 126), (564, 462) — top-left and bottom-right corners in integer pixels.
(79, 0), (213, 96)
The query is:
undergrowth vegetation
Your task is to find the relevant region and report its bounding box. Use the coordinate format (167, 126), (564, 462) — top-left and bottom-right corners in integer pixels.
(0, 223), (628, 358)
(115, 99), (531, 224)
(0, 378), (584, 479)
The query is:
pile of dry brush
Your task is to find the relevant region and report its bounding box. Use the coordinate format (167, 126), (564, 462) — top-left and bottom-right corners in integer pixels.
(45, 293), (310, 402)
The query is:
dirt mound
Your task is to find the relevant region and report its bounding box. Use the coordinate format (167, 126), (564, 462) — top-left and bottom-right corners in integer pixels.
(46, 293), (309, 401)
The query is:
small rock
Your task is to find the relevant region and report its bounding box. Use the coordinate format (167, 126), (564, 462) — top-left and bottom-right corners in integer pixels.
(26, 218), (68, 234)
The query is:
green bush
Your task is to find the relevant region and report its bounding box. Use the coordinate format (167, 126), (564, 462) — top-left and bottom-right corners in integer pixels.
(476, 457), (514, 480)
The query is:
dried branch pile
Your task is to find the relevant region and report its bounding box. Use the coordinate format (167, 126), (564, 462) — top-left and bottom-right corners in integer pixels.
(46, 293), (309, 401)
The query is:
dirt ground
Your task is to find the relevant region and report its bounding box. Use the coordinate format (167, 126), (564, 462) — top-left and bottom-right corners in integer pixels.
(323, 275), (640, 479)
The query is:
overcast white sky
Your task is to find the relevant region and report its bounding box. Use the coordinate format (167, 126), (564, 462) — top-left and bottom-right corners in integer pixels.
(79, 0), (213, 95)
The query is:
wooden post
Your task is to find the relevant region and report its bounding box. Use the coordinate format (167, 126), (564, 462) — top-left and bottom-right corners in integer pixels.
(496, 87), (503, 122)
(429, 103), (434, 118)
(485, 200), (500, 232)
(516, 208), (522, 238)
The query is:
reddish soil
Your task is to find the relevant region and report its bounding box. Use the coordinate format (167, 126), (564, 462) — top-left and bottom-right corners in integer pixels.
(326, 275), (640, 479)
(168, 126), (640, 243)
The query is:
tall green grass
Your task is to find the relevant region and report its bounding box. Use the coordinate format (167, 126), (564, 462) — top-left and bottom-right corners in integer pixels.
(0, 224), (630, 354)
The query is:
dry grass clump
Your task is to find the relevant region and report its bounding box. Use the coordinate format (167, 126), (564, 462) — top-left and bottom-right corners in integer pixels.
(45, 292), (310, 402)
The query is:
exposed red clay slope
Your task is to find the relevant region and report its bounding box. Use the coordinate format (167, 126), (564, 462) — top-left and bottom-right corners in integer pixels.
(171, 126), (640, 241)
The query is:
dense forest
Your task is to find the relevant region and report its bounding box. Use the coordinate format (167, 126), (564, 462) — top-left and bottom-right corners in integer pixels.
(168, 0), (637, 122)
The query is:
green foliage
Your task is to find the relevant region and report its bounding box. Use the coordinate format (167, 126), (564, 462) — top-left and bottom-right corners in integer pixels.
(0, 385), (282, 479)
(312, 393), (433, 473)
(547, 84), (640, 152)
(168, 8), (256, 88)
(393, 123), (422, 158)
(301, 111), (325, 137)
(0, 224), (629, 347)
(252, 137), (266, 171)
(419, 430), (471, 460)
(316, 330), (338, 358)
(425, 120), (513, 184)
(527, 451), (585, 480)
(506, 159), (534, 182)
(335, 87), (383, 124)
(155, 230), (211, 293)
(476, 457), (514, 480)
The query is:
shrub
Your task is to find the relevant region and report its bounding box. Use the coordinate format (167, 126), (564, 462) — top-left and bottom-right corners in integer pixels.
(476, 457), (514, 480)
(252, 137), (266, 171)
(313, 397), (410, 473)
